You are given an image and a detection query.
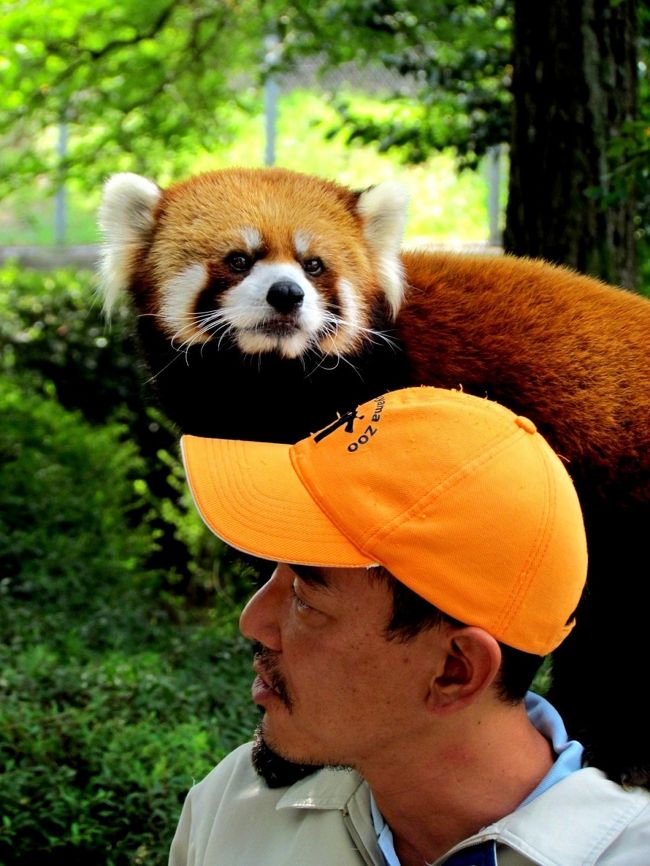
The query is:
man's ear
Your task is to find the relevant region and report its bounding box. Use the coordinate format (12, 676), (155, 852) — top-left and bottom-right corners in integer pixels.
(426, 627), (502, 715)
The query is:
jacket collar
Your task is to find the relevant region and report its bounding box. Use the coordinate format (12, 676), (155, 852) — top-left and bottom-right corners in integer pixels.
(276, 765), (364, 811)
(276, 765), (650, 866)
(276, 767), (382, 866)
(436, 768), (650, 866)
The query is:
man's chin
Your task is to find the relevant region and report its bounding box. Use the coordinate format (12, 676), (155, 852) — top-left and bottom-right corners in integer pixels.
(250, 725), (321, 788)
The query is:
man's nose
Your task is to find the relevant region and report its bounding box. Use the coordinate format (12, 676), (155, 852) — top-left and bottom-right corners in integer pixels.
(239, 566), (283, 651)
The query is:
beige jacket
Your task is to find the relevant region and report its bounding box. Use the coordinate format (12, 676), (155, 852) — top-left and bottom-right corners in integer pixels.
(169, 743), (650, 866)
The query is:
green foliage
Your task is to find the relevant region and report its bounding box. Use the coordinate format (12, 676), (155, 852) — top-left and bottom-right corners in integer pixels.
(279, 0), (513, 168)
(0, 589), (256, 865)
(0, 375), (153, 609)
(0, 369), (258, 864)
(0, 179), (102, 245)
(0, 262), (258, 602)
(0, 635), (254, 865)
(0, 262), (142, 422)
(0, 0), (513, 191)
(1, 88), (494, 248)
(0, 0), (265, 194)
(586, 117), (650, 296)
(583, 5), (650, 294)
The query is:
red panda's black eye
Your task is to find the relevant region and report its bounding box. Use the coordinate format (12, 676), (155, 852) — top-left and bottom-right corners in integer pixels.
(226, 252), (252, 272)
(303, 257), (324, 276)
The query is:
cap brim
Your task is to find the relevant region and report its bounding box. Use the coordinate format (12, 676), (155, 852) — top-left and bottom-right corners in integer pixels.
(181, 435), (375, 568)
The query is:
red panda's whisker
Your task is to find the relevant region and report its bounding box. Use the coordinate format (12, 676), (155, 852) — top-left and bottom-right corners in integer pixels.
(307, 350), (342, 375)
(145, 351), (185, 384)
(198, 318), (231, 337)
(320, 309), (398, 352)
(216, 325), (237, 352)
(356, 326), (399, 352)
(311, 329), (363, 377)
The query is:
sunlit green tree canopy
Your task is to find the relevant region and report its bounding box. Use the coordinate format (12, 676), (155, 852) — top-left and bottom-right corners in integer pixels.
(1, 0), (265, 192)
(1, 0), (514, 193)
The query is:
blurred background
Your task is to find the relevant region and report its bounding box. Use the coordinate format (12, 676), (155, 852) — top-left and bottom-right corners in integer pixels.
(1, 2), (648, 864)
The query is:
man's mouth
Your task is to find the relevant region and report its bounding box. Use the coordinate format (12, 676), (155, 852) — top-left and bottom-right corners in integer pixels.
(252, 670), (292, 710)
(252, 664), (276, 691)
(252, 651), (293, 710)
(251, 672), (280, 706)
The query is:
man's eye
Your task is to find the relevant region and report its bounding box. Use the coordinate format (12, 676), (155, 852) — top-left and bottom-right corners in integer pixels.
(291, 581), (312, 612)
(226, 252), (252, 272)
(303, 257), (324, 276)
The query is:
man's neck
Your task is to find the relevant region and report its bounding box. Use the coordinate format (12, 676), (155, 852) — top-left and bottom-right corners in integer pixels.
(364, 703), (555, 866)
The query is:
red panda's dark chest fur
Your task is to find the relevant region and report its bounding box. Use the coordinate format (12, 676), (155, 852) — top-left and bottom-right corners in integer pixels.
(136, 307), (411, 443)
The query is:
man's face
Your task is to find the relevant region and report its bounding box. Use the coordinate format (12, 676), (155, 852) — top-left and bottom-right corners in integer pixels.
(239, 563), (442, 771)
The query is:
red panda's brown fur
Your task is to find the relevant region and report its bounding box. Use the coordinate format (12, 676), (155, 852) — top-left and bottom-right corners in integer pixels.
(398, 251), (650, 502)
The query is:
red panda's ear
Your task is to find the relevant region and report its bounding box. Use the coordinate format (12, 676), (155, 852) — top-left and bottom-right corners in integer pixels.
(356, 181), (408, 318)
(98, 173), (162, 316)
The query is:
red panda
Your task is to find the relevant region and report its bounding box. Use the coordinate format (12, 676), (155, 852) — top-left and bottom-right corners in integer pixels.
(99, 166), (650, 789)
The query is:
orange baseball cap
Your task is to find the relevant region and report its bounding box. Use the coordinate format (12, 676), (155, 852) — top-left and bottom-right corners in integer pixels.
(181, 387), (587, 654)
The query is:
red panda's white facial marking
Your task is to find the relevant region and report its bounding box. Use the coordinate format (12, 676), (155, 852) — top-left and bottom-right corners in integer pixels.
(159, 263), (210, 346)
(293, 230), (313, 258)
(323, 278), (365, 355)
(98, 168), (410, 357)
(219, 259), (328, 358)
(241, 226), (263, 252)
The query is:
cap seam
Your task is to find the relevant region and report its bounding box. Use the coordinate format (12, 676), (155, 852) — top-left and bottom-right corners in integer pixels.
(289, 444), (379, 557)
(361, 427), (527, 552)
(493, 438), (556, 645)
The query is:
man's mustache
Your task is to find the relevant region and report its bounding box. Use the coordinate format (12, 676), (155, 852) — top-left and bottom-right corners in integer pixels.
(253, 642), (293, 710)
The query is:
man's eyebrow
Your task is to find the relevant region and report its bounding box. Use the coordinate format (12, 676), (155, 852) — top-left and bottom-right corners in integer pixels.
(288, 563), (330, 588)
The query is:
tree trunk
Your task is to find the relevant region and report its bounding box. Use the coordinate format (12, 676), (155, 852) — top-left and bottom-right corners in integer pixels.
(504, 0), (638, 289)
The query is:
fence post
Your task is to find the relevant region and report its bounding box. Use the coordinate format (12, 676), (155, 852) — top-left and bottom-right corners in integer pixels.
(263, 34), (280, 167)
(486, 144), (503, 247)
(54, 121), (68, 246)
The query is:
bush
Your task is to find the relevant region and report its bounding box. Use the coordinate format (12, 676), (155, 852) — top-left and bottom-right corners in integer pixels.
(0, 265), (265, 863)
(0, 375), (258, 865)
(0, 623), (257, 866)
(0, 262), (256, 604)
(0, 262), (144, 424)
(0, 375), (153, 615)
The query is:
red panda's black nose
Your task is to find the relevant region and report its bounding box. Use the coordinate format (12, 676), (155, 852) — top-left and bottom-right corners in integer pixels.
(266, 281), (304, 314)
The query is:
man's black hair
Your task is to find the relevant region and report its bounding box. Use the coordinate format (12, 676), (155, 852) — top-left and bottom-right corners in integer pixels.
(370, 566), (545, 703)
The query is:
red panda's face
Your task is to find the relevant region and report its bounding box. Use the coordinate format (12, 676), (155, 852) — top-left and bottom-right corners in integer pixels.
(99, 168), (408, 359)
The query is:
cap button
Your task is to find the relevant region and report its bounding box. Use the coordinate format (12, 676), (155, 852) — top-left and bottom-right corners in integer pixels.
(515, 415), (537, 434)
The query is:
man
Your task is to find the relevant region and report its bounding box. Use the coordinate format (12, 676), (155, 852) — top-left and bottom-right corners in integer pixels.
(170, 387), (650, 866)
